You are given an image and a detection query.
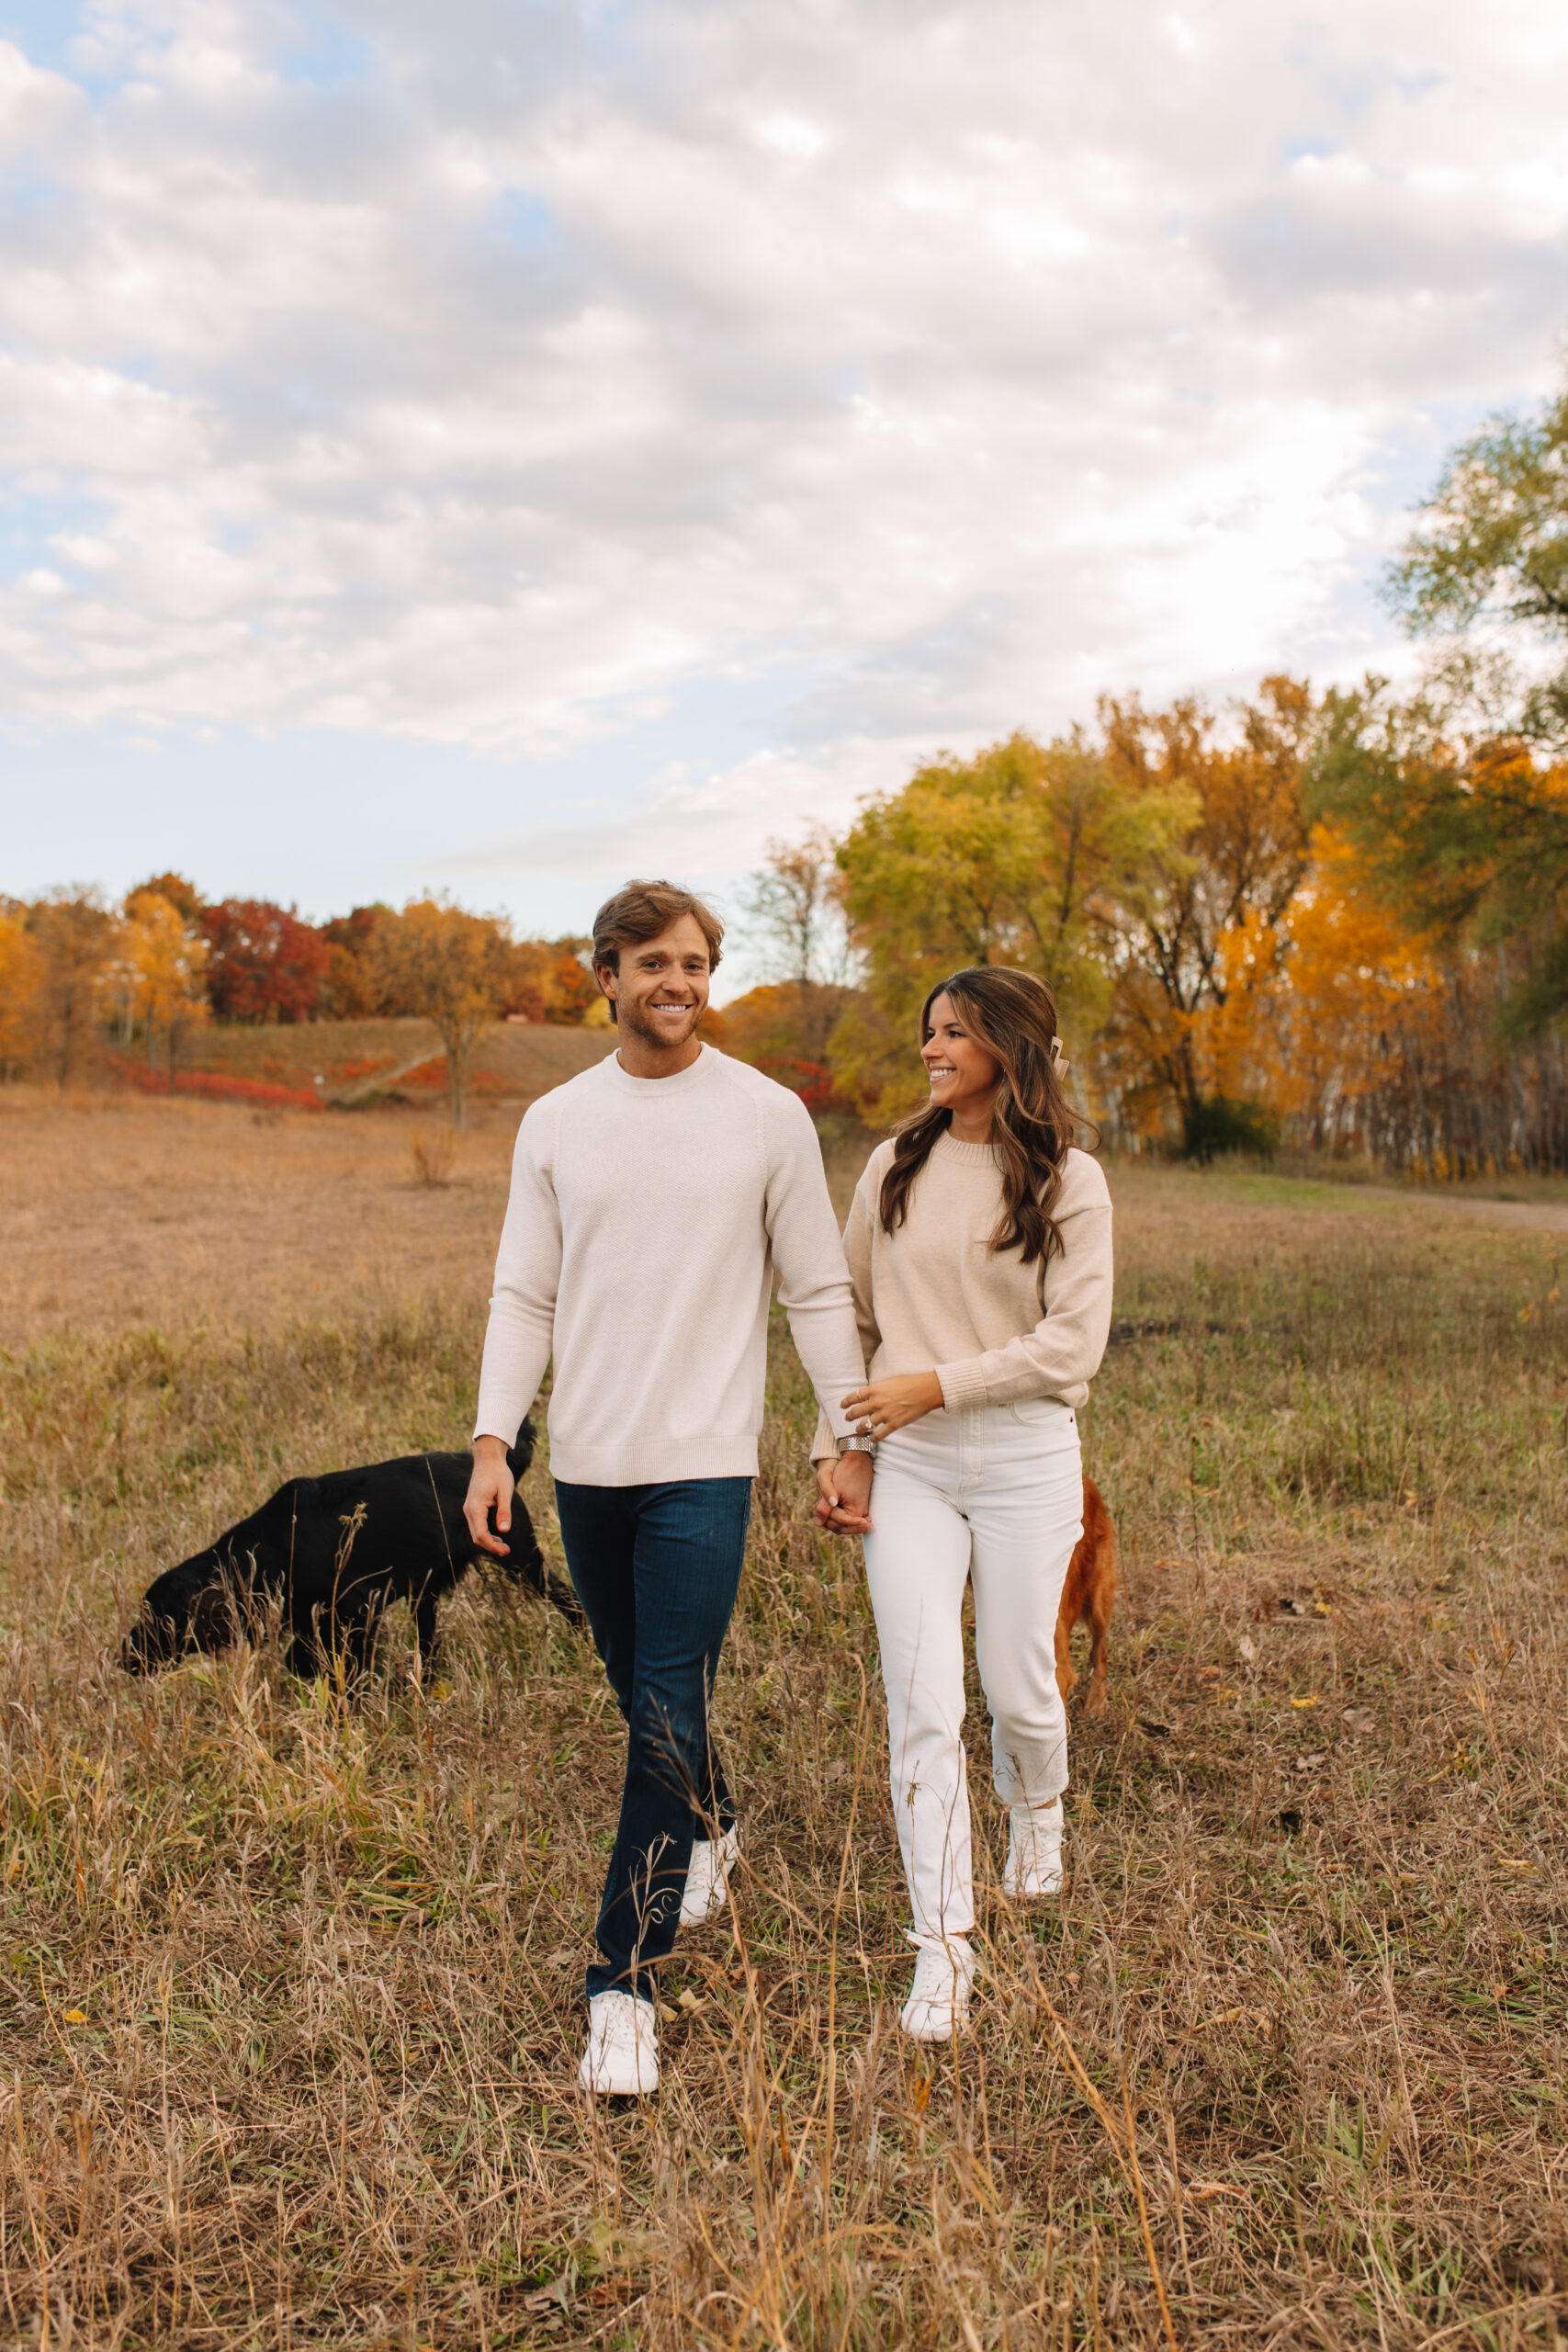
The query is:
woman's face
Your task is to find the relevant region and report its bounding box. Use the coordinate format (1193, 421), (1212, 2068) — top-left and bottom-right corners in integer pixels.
(921, 992), (1001, 1120)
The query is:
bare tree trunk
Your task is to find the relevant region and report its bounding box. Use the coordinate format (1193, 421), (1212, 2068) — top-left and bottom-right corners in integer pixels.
(443, 1020), (472, 1129)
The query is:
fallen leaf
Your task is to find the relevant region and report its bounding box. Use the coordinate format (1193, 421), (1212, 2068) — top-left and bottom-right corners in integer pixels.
(1294, 1752), (1326, 1772)
(62, 2008), (87, 2024)
(677, 1987), (704, 2014)
(1341, 1707), (1377, 1736)
(1137, 1718), (1173, 1738)
(1290, 1694), (1320, 1709)
(544, 1948), (573, 1969)
(1237, 1634), (1258, 1668)
(1187, 2181), (1250, 2201)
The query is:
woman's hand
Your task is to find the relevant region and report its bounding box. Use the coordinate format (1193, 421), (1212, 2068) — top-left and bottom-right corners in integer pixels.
(840, 1371), (944, 1442)
(815, 1450), (874, 1533)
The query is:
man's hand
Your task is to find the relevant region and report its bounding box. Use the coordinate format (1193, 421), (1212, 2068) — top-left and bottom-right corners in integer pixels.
(840, 1369), (944, 1442)
(464, 1434), (515, 1557)
(814, 1447), (874, 1534)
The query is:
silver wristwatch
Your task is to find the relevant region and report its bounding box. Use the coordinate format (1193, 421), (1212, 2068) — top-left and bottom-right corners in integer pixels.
(840, 1431), (876, 1456)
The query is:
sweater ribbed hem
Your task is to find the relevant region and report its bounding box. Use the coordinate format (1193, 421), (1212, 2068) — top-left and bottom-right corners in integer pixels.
(935, 1357), (990, 1411)
(548, 1436), (760, 1487)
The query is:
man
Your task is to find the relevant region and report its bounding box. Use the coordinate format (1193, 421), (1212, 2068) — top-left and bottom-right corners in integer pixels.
(464, 878), (874, 2096)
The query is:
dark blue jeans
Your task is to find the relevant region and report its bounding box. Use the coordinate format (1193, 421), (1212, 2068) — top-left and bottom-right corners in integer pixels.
(554, 1476), (750, 2006)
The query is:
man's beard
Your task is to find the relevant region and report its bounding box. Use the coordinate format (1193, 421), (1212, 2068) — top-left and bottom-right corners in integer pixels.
(619, 996), (704, 1051)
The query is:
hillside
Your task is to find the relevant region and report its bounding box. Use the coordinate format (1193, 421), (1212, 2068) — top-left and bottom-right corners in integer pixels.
(122, 1017), (616, 1108)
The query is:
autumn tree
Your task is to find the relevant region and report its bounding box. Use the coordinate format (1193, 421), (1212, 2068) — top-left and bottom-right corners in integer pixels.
(28, 892), (117, 1085)
(831, 729), (1195, 1122)
(202, 899), (331, 1023)
(319, 905), (390, 1018)
(1092, 677), (1317, 1149)
(502, 936), (601, 1025)
(130, 872), (205, 927)
(372, 898), (512, 1127)
(718, 981), (854, 1111)
(121, 887), (210, 1081)
(0, 906), (42, 1079)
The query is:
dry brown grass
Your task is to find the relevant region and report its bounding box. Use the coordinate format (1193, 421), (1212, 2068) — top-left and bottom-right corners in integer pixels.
(2, 1096), (1566, 2349)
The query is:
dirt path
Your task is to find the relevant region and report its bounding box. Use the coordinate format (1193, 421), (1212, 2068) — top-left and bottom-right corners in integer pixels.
(1361, 1185), (1568, 1235)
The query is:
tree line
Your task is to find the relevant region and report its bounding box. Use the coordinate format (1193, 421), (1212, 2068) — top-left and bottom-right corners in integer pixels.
(745, 373), (1568, 1176)
(8, 376), (1568, 1169)
(0, 888), (604, 1127)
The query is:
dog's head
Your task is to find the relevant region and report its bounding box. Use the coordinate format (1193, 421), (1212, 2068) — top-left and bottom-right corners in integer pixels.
(506, 1416), (536, 1480)
(118, 1557), (240, 1676)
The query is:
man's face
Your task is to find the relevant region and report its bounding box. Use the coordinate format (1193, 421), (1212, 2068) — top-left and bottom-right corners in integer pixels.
(599, 913), (712, 1050)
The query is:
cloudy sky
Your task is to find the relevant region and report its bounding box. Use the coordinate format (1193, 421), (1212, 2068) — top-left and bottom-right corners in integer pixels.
(4, 0), (1567, 979)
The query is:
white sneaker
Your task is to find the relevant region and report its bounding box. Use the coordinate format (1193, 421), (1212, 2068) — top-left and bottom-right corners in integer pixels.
(578, 1991), (659, 2097)
(899, 1937), (976, 2042)
(680, 1824), (740, 1928)
(1004, 1800), (1064, 1898)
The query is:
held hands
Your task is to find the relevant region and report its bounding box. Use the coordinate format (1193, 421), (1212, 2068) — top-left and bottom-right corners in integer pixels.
(463, 1433), (515, 1558)
(840, 1370), (945, 1442)
(815, 1447), (874, 1534)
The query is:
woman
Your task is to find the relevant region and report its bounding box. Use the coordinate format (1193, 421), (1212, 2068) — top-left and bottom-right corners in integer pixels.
(814, 967), (1112, 2042)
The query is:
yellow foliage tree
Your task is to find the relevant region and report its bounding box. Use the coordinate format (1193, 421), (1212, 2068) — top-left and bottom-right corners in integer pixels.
(1093, 678), (1316, 1148)
(120, 888), (211, 1081)
(0, 908), (43, 1077)
(372, 898), (513, 1127)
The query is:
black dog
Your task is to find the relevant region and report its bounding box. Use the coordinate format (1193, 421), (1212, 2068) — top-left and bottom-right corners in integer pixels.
(119, 1418), (583, 1684)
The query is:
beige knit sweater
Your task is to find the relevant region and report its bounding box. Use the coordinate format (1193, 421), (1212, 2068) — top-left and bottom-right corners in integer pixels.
(810, 1131), (1114, 1460)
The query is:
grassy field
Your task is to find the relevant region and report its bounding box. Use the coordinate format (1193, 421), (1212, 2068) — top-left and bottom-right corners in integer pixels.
(1, 1091), (1565, 2349)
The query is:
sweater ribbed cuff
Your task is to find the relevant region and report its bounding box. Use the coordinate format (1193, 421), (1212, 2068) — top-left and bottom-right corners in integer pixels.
(935, 1358), (989, 1412)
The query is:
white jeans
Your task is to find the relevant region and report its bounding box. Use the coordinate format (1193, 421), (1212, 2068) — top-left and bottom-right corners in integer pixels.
(862, 1400), (1083, 1942)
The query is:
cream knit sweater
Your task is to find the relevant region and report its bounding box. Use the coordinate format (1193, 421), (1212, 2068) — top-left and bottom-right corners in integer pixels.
(810, 1131), (1114, 1460)
(475, 1045), (866, 1486)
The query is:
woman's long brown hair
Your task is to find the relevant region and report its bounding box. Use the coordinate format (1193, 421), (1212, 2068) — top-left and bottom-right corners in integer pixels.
(878, 967), (1097, 1270)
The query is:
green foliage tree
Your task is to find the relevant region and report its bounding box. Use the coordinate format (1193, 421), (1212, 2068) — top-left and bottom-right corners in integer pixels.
(1386, 386), (1568, 745)
(1312, 680), (1568, 1035)
(830, 729), (1195, 1122)
(1319, 369), (1568, 1035)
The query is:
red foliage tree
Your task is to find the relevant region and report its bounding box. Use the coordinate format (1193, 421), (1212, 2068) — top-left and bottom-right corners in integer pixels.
(201, 899), (331, 1023)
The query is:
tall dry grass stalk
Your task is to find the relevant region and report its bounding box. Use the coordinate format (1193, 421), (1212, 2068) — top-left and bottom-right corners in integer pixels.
(410, 1125), (458, 1189)
(1, 1102), (1565, 2346)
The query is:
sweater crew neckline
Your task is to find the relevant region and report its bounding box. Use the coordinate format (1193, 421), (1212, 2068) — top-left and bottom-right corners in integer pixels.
(600, 1041), (721, 1097)
(932, 1128), (1001, 1170)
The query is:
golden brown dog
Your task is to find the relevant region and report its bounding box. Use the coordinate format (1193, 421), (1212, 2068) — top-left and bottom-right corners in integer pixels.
(1054, 1475), (1115, 1711)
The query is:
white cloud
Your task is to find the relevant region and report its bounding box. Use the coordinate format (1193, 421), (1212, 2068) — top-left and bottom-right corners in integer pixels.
(1, 0), (1566, 874)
